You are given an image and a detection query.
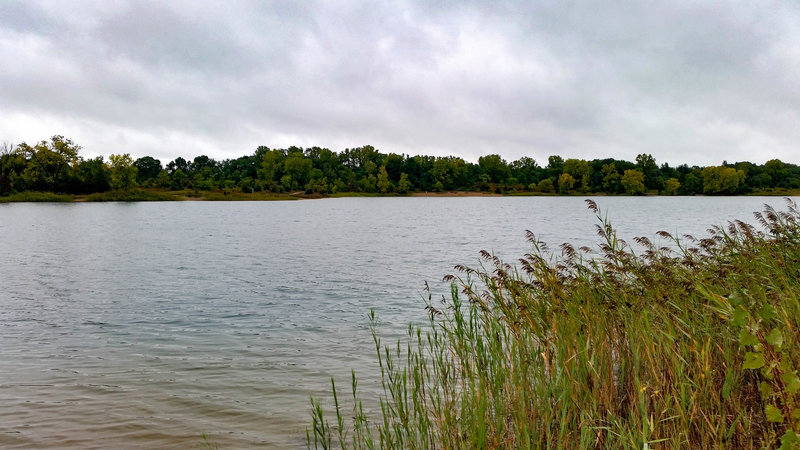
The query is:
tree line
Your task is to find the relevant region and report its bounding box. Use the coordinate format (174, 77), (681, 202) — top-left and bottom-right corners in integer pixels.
(2, 135), (799, 197)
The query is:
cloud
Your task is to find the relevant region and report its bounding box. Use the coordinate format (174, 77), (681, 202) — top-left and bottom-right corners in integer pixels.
(0, 0), (798, 166)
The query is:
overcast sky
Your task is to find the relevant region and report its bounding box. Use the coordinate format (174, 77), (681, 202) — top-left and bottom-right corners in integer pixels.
(1, 1), (798, 166)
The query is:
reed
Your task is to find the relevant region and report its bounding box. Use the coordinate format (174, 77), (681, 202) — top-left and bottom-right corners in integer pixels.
(309, 199), (800, 449)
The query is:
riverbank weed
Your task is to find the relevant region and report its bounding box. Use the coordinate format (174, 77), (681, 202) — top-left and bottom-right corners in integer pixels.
(309, 199), (800, 449)
(0, 191), (74, 202)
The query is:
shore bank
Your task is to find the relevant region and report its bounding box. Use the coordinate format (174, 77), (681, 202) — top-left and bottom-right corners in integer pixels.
(3, 188), (800, 203)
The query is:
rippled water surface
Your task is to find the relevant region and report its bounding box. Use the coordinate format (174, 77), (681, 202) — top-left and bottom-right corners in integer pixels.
(0, 196), (794, 448)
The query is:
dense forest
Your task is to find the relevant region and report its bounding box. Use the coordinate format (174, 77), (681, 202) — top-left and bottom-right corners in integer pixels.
(2, 135), (799, 197)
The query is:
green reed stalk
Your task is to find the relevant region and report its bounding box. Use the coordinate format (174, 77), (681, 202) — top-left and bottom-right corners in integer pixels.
(309, 199), (800, 449)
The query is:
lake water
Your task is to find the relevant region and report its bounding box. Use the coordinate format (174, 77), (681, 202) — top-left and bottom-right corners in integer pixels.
(0, 196), (795, 448)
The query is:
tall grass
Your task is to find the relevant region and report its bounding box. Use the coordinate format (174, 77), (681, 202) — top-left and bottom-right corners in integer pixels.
(309, 199), (800, 449)
(0, 191), (73, 202)
(83, 189), (180, 201)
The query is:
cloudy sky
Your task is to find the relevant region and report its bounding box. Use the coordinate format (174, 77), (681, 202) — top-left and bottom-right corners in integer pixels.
(1, 1), (798, 166)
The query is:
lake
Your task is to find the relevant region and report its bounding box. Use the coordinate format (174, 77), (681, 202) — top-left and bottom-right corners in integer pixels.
(0, 196), (795, 448)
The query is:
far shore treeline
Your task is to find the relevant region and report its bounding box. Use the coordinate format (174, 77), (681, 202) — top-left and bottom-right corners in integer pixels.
(2, 135), (800, 198)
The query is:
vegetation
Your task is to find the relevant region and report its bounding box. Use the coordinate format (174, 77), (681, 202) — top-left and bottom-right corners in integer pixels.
(82, 189), (179, 202)
(309, 200), (800, 449)
(0, 191), (74, 203)
(3, 136), (800, 200)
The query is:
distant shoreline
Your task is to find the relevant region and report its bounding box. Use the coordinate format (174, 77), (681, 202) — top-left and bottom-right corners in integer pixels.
(3, 188), (800, 203)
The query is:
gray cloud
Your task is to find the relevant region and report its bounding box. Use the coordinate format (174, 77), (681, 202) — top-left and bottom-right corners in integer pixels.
(1, 0), (798, 166)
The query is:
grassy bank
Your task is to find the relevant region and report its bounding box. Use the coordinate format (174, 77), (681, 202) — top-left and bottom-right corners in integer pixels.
(82, 189), (182, 201)
(309, 199), (800, 449)
(196, 190), (299, 201)
(4, 188), (800, 203)
(0, 191), (74, 202)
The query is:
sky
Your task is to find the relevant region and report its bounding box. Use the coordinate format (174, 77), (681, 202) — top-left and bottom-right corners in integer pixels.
(1, 1), (799, 167)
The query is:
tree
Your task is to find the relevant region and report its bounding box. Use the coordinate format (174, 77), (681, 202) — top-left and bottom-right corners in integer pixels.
(384, 153), (405, 181)
(510, 157), (540, 186)
(258, 149), (284, 190)
(108, 153), (138, 191)
(621, 169), (646, 195)
(701, 166), (746, 195)
(134, 156), (162, 184)
(536, 178), (555, 193)
(478, 154), (509, 184)
(601, 163), (620, 193)
(636, 153), (660, 190)
(74, 157), (110, 193)
(663, 178), (680, 195)
(563, 159), (590, 189)
(377, 165), (391, 193)
(558, 173), (576, 194)
(171, 169), (187, 190)
(166, 157), (189, 175)
(190, 155), (217, 173)
(397, 172), (412, 194)
(18, 135), (80, 191)
(155, 170), (171, 188)
(432, 156), (468, 189)
(547, 155), (564, 171)
(0, 142), (26, 195)
(764, 159), (786, 188)
(432, 157), (452, 187)
(305, 177), (328, 194)
(283, 152), (312, 191)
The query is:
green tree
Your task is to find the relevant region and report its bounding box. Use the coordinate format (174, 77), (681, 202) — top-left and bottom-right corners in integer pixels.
(750, 172), (773, 189)
(536, 178), (555, 193)
(259, 149), (284, 185)
(580, 174), (591, 193)
(134, 156), (162, 184)
(0, 143), (26, 195)
(377, 165), (391, 193)
(283, 152), (312, 191)
(663, 178), (681, 195)
(701, 166), (746, 194)
(19, 135), (80, 191)
(558, 173), (576, 194)
(432, 157), (451, 187)
(763, 159), (786, 188)
(432, 156), (468, 189)
(601, 163), (621, 193)
(108, 153), (138, 191)
(166, 157), (188, 174)
(547, 155), (564, 171)
(478, 154), (509, 184)
(190, 155), (217, 174)
(155, 170), (171, 188)
(74, 157), (110, 193)
(563, 159), (590, 190)
(621, 169), (646, 195)
(397, 172), (412, 194)
(239, 177), (254, 193)
(682, 171), (703, 195)
(171, 169), (187, 190)
(510, 156), (540, 186)
(636, 153), (660, 190)
(306, 177), (328, 194)
(360, 174), (376, 192)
